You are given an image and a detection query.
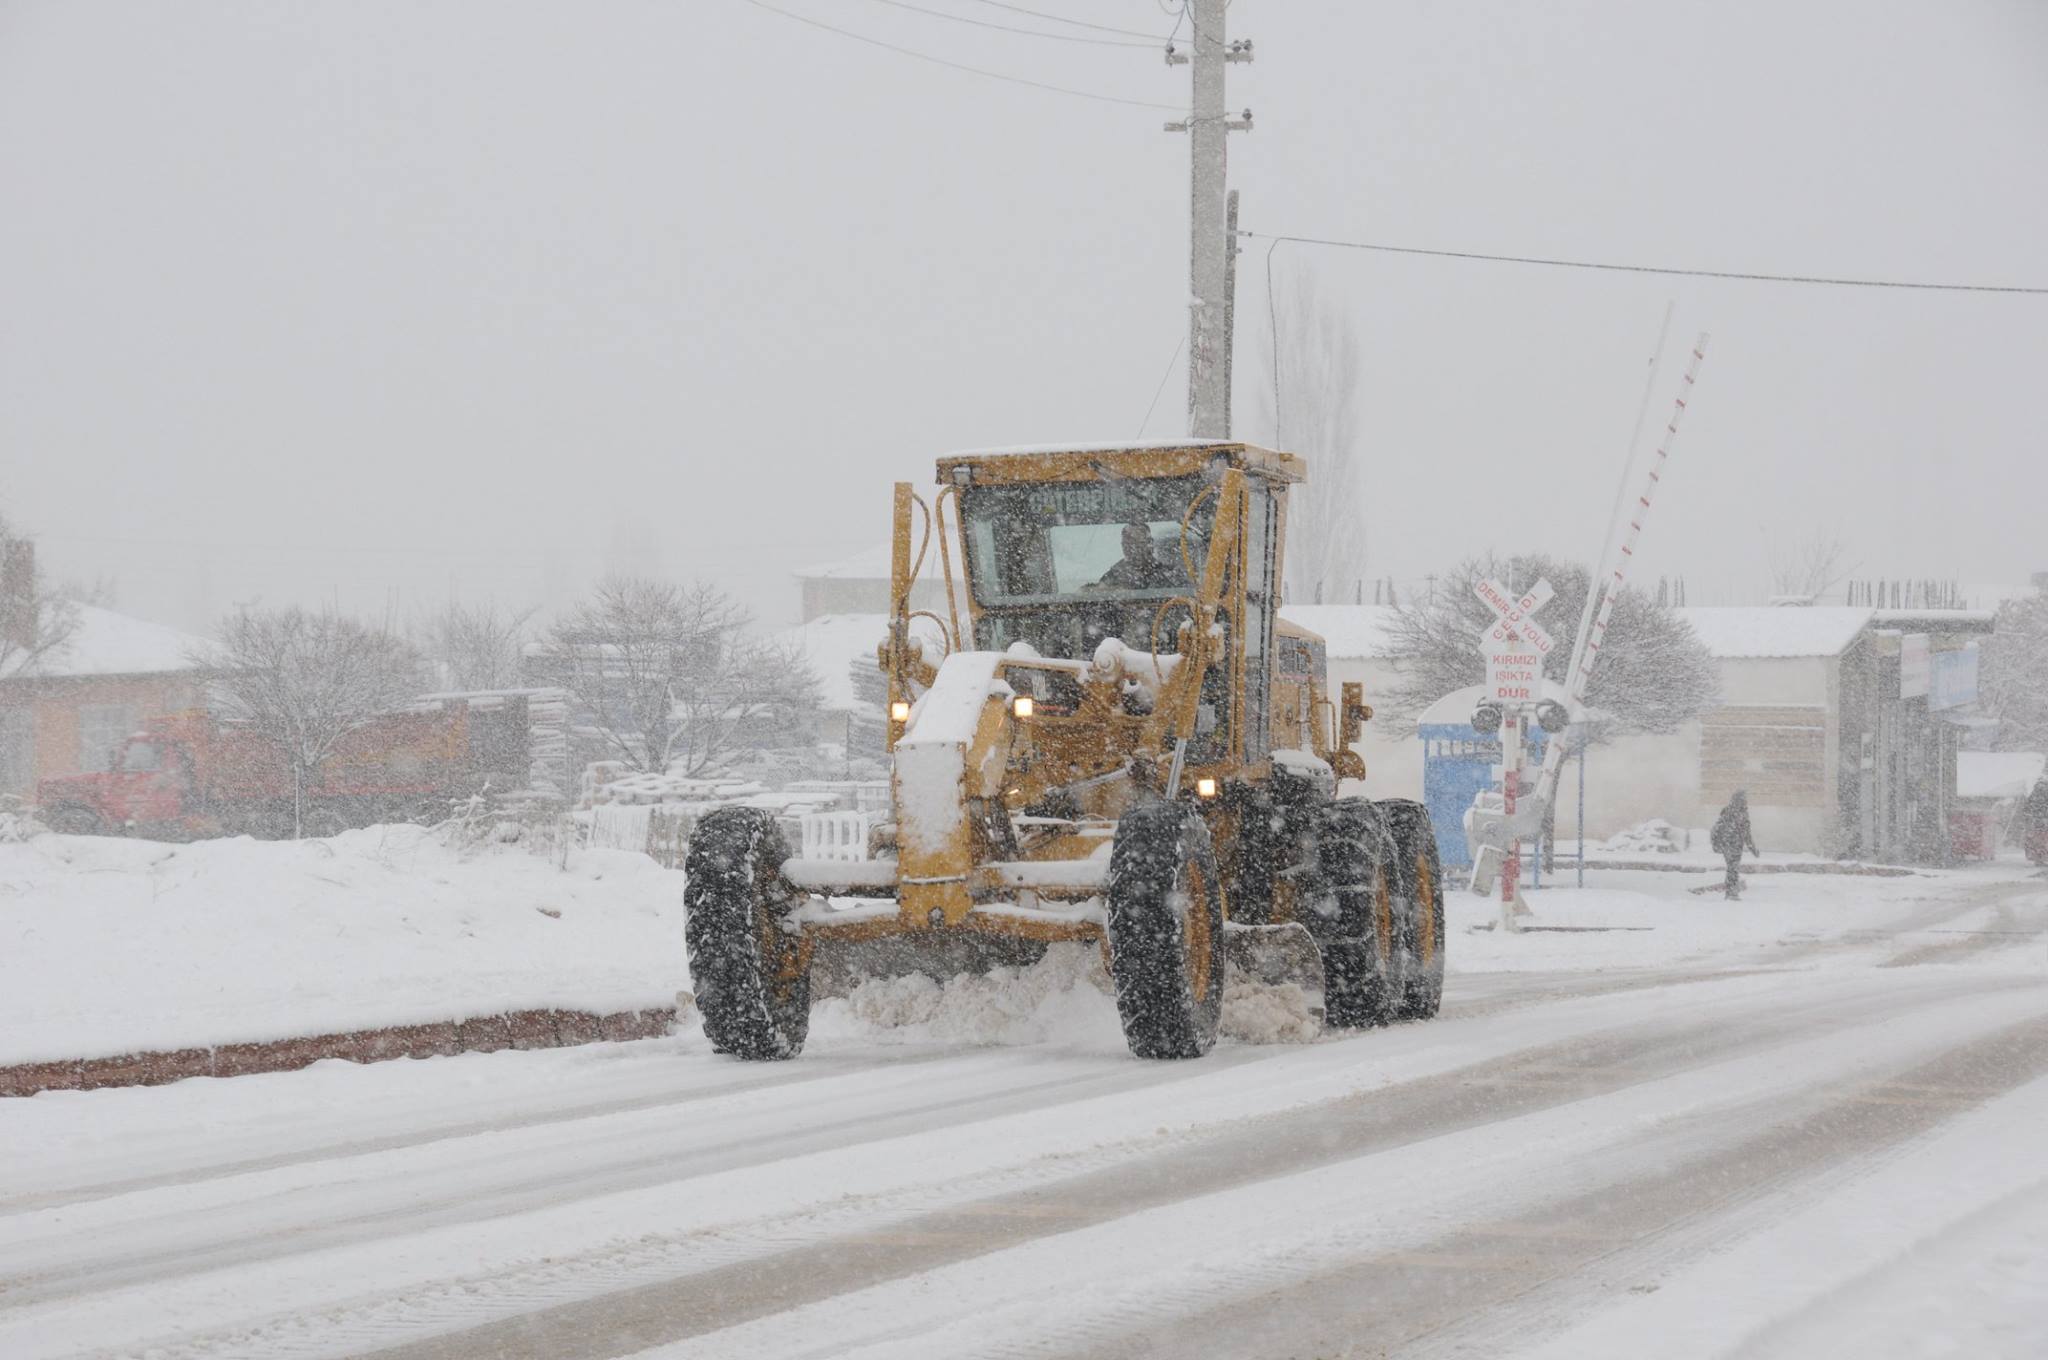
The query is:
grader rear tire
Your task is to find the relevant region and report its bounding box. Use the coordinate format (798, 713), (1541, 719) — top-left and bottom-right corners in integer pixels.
(1317, 799), (1399, 1030)
(684, 806), (811, 1061)
(1106, 801), (1225, 1059)
(1381, 800), (1447, 1021)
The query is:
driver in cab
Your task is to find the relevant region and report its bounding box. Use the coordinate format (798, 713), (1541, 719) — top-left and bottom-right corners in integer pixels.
(1096, 521), (1182, 591)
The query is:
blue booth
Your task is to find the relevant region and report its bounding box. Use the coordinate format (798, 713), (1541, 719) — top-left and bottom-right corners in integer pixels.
(1416, 683), (1556, 871)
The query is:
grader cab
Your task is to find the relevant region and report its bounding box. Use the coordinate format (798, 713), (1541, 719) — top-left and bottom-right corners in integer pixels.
(684, 441), (1445, 1060)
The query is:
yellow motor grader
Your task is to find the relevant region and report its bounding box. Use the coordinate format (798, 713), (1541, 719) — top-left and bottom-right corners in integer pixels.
(684, 440), (1444, 1060)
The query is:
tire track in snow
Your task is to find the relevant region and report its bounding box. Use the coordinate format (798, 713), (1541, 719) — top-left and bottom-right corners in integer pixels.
(13, 885), (2031, 1360)
(4, 972), (1861, 1360)
(1877, 888), (2048, 969)
(2, 1047), (1259, 1311)
(6, 950), (1788, 1307)
(1, 1046), (969, 1215)
(1087, 1008), (2048, 1360)
(294, 976), (2028, 1360)
(679, 987), (2048, 1360)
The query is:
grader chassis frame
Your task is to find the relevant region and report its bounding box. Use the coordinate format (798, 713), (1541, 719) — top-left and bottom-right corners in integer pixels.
(684, 441), (1445, 1060)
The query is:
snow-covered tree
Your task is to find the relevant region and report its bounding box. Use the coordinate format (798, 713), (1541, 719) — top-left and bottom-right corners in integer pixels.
(1377, 552), (1719, 736)
(202, 606), (426, 837)
(1765, 529), (1854, 604)
(1251, 258), (1367, 605)
(423, 601), (533, 692)
(0, 518), (79, 680)
(1983, 585), (2048, 753)
(547, 577), (819, 777)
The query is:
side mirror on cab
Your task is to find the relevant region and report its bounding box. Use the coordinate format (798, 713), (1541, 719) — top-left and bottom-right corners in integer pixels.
(1339, 681), (1373, 750)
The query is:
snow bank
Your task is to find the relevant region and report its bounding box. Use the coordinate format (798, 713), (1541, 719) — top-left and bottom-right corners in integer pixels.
(0, 827), (685, 1066)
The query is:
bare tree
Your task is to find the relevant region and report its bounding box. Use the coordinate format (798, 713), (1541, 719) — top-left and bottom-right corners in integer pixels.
(1983, 584), (2048, 753)
(546, 578), (820, 777)
(0, 518), (80, 680)
(1252, 257), (1367, 604)
(1766, 529), (1854, 604)
(1378, 552), (1720, 737)
(424, 601), (534, 691)
(202, 607), (426, 836)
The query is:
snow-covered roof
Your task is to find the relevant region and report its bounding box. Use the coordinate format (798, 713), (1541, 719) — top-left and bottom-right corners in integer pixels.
(1278, 605), (1400, 660)
(34, 605), (210, 678)
(1673, 607), (1874, 659)
(1956, 751), (2046, 801)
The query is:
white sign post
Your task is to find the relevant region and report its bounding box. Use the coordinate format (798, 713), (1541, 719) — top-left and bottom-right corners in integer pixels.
(1473, 578), (1554, 931)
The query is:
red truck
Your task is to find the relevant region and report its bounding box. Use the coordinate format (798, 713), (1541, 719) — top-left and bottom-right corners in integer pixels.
(37, 699), (536, 840)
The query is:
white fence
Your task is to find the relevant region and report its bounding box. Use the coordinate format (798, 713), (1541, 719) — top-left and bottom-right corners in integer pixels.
(799, 810), (872, 862)
(587, 802), (658, 854)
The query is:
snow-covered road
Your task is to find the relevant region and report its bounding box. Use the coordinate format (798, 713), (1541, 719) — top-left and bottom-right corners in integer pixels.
(4, 869), (2045, 1360)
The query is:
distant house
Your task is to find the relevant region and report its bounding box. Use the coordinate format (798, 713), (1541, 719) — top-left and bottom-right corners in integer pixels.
(1678, 607), (1994, 860)
(0, 606), (212, 801)
(1277, 602), (1996, 862)
(795, 545), (950, 623)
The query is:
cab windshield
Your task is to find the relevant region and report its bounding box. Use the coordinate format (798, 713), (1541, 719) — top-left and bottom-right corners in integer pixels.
(962, 474), (1214, 657)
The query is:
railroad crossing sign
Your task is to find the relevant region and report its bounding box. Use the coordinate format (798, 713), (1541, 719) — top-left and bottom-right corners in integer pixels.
(1475, 578), (1555, 703)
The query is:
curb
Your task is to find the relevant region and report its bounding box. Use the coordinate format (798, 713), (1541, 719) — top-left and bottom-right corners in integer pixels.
(0, 1006), (678, 1098)
(1580, 859), (1918, 877)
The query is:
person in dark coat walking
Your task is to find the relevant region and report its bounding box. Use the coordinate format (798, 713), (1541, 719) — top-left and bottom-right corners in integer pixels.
(1711, 790), (1760, 899)
(2020, 776), (2048, 867)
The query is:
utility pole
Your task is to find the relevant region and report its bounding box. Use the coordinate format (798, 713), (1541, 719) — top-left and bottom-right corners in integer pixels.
(1166, 0), (1251, 439)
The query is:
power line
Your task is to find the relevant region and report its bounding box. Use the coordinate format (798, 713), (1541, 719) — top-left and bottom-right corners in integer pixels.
(854, 0), (1159, 47)
(1239, 230), (2048, 296)
(735, 0), (1182, 111)
(1135, 333), (1185, 437)
(965, 0), (1162, 39)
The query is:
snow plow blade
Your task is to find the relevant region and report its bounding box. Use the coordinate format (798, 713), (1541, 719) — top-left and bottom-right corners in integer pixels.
(807, 930), (1052, 1000)
(1221, 921), (1327, 1003)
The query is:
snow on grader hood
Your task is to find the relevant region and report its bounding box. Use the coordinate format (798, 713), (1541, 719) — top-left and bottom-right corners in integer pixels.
(683, 441), (1446, 1061)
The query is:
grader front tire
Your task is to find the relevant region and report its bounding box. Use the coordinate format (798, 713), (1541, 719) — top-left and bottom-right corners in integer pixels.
(684, 806), (812, 1061)
(1106, 801), (1225, 1060)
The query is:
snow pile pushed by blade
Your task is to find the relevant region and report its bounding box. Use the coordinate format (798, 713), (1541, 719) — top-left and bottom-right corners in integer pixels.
(811, 943), (1117, 1048)
(810, 941), (1325, 1048)
(1218, 976), (1322, 1045)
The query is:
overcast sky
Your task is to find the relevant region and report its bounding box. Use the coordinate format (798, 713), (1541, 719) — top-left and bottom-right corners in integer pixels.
(3, 0), (2044, 634)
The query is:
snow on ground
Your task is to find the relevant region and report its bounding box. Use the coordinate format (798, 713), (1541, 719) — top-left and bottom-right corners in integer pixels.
(1454, 862), (2043, 971)
(1512, 1068), (2048, 1360)
(0, 852), (2043, 1359)
(0, 827), (684, 1065)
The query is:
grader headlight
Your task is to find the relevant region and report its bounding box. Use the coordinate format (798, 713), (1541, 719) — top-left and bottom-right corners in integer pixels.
(890, 700), (912, 723)
(1195, 776), (1219, 799)
(1012, 695), (1035, 719)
